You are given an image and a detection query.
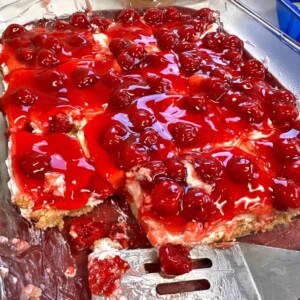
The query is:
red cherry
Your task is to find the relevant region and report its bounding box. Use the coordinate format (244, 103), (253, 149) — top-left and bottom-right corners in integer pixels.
(31, 34), (46, 47)
(164, 7), (181, 22)
(174, 41), (196, 53)
(170, 122), (199, 147)
(147, 75), (172, 93)
(141, 161), (166, 180)
(19, 152), (51, 179)
(269, 103), (298, 123)
(90, 175), (114, 199)
(281, 161), (300, 185)
(70, 217), (107, 251)
(72, 67), (99, 89)
(202, 77), (228, 101)
(182, 93), (209, 112)
(165, 157), (187, 182)
(126, 44), (147, 60)
(154, 27), (169, 39)
(226, 155), (256, 183)
(130, 109), (155, 132)
(178, 25), (196, 42)
(42, 36), (62, 53)
(102, 122), (128, 150)
(223, 50), (243, 66)
(202, 32), (225, 51)
(17, 47), (36, 63)
(109, 38), (131, 56)
(49, 113), (73, 133)
(90, 16), (111, 32)
(53, 20), (70, 31)
(8, 36), (31, 48)
(68, 34), (88, 47)
(37, 70), (67, 91)
(157, 32), (178, 50)
(266, 89), (296, 105)
(145, 53), (167, 68)
(242, 59), (265, 80)
(237, 100), (266, 123)
(140, 128), (159, 147)
(274, 138), (300, 160)
(159, 244), (192, 276)
(222, 35), (244, 52)
(110, 87), (133, 107)
(151, 179), (183, 215)
(12, 88), (38, 106)
(117, 51), (136, 71)
(3, 24), (26, 39)
(118, 142), (150, 170)
(272, 178), (300, 210)
(179, 52), (201, 73)
(194, 157), (223, 184)
(183, 187), (217, 222)
(117, 8), (140, 24)
(70, 12), (91, 29)
(89, 256), (129, 297)
(144, 8), (164, 25)
(195, 8), (215, 24)
(222, 92), (244, 107)
(36, 48), (58, 67)
(102, 69), (122, 87)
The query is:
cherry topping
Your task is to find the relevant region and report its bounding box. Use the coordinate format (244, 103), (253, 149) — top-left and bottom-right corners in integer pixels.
(226, 155), (256, 183)
(182, 93), (209, 112)
(130, 109), (155, 132)
(117, 8), (140, 24)
(31, 34), (46, 47)
(157, 31), (178, 50)
(9, 36), (31, 48)
(194, 157), (223, 184)
(274, 138), (300, 160)
(126, 44), (147, 60)
(174, 41), (196, 53)
(202, 77), (228, 101)
(37, 70), (67, 91)
(281, 161), (300, 185)
(42, 37), (62, 53)
(118, 142), (149, 170)
(140, 128), (159, 147)
(70, 12), (90, 29)
(170, 122), (199, 147)
(183, 187), (216, 222)
(12, 88), (38, 106)
(272, 178), (300, 210)
(3, 24), (26, 39)
(178, 25), (196, 42)
(141, 161), (166, 180)
(36, 48), (58, 67)
(163, 7), (181, 22)
(221, 35), (244, 52)
(91, 175), (114, 199)
(110, 87), (133, 107)
(17, 47), (36, 63)
(151, 179), (183, 215)
(90, 16), (111, 32)
(89, 256), (129, 297)
(266, 89), (296, 105)
(223, 50), (243, 66)
(159, 244), (192, 276)
(72, 67), (99, 89)
(147, 75), (172, 93)
(144, 8), (164, 25)
(102, 69), (122, 87)
(237, 100), (265, 123)
(102, 122), (128, 150)
(242, 59), (265, 80)
(109, 38), (131, 56)
(165, 157), (187, 182)
(195, 8), (215, 24)
(117, 51), (136, 71)
(202, 32), (225, 51)
(179, 52), (201, 73)
(68, 34), (88, 47)
(70, 217), (107, 251)
(19, 152), (51, 179)
(49, 113), (73, 133)
(269, 103), (299, 123)
(53, 20), (70, 31)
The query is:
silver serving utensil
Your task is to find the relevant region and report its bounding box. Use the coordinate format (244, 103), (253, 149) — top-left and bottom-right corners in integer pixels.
(99, 242), (300, 300)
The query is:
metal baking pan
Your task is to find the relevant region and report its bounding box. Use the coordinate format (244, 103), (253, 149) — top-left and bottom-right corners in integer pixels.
(0, 0), (299, 299)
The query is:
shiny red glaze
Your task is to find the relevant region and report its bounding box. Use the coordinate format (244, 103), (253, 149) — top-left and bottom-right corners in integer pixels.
(117, 8), (140, 24)
(164, 7), (181, 22)
(70, 217), (107, 251)
(70, 12), (91, 29)
(36, 48), (59, 66)
(194, 157), (224, 184)
(165, 157), (187, 182)
(242, 59), (265, 80)
(159, 244), (192, 276)
(144, 8), (164, 26)
(130, 109), (155, 132)
(49, 112), (73, 133)
(12, 88), (38, 106)
(72, 67), (100, 89)
(90, 16), (111, 32)
(202, 32), (225, 51)
(221, 35), (244, 52)
(157, 31), (178, 50)
(2, 24), (26, 39)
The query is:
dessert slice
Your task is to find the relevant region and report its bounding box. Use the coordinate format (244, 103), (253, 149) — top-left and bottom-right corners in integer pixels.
(8, 132), (113, 228)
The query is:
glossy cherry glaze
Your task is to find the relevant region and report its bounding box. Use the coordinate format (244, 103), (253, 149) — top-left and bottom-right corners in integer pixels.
(1, 7), (300, 293)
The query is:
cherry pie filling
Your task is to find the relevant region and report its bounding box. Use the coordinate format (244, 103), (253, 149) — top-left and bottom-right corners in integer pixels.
(1, 6), (300, 296)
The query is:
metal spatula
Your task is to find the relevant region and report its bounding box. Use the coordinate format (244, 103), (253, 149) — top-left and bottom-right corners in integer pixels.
(107, 243), (300, 300)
